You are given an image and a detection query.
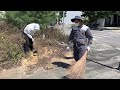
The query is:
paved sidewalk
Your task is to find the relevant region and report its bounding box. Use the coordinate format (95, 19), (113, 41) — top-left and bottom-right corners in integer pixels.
(85, 39), (120, 79)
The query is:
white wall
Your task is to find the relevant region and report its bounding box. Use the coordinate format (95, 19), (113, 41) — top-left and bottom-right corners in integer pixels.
(0, 11), (5, 19)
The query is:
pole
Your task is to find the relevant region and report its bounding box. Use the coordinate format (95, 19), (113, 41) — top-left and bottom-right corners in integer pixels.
(57, 12), (59, 25)
(56, 11), (59, 25)
(62, 11), (65, 33)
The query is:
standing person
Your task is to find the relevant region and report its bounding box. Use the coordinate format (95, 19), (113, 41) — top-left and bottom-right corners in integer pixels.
(64, 16), (93, 79)
(23, 23), (40, 54)
(68, 16), (93, 63)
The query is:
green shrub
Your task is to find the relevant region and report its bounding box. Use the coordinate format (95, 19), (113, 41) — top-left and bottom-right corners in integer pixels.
(0, 22), (25, 62)
(40, 28), (68, 43)
(5, 11), (57, 29)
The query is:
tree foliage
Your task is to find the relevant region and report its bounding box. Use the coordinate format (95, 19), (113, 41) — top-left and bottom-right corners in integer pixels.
(58, 11), (67, 22)
(5, 11), (59, 29)
(81, 11), (120, 23)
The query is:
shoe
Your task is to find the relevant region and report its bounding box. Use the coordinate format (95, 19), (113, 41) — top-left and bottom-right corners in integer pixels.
(33, 50), (38, 53)
(33, 50), (38, 56)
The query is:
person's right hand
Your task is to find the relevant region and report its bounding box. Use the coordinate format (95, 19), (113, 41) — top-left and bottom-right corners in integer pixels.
(66, 46), (70, 50)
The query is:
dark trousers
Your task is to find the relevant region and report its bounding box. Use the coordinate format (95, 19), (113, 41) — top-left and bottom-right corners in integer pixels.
(23, 32), (33, 53)
(73, 45), (86, 61)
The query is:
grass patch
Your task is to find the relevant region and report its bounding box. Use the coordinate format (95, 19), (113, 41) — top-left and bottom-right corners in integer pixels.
(0, 22), (25, 69)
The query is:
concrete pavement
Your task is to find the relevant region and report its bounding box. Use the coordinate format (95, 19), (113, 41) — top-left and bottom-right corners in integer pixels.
(21, 27), (120, 79)
(0, 25), (120, 79)
(22, 38), (120, 79)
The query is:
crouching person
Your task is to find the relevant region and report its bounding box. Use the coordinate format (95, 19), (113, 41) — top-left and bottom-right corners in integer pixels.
(23, 23), (40, 55)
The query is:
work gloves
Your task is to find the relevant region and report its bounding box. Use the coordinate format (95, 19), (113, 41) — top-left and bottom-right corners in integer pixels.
(66, 46), (70, 50)
(87, 44), (92, 51)
(67, 40), (91, 51)
(66, 41), (72, 50)
(87, 46), (90, 51)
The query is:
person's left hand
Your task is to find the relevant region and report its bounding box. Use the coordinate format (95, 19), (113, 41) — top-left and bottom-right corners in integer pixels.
(87, 46), (90, 51)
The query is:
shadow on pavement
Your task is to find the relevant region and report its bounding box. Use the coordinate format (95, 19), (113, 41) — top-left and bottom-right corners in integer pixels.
(52, 62), (71, 68)
(64, 57), (74, 59)
(87, 59), (119, 70)
(61, 76), (69, 79)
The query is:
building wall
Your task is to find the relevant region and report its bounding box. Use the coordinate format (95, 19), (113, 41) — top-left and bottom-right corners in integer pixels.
(105, 17), (111, 27)
(97, 18), (105, 27)
(0, 11), (5, 19)
(97, 14), (120, 27)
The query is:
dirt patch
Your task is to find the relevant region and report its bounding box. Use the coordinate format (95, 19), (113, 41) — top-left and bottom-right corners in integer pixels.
(0, 52), (39, 78)
(0, 44), (75, 79)
(0, 44), (62, 78)
(0, 23), (69, 78)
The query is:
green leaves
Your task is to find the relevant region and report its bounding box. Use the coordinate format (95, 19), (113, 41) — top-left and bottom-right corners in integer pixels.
(58, 11), (67, 21)
(5, 11), (58, 29)
(82, 11), (118, 23)
(5, 11), (67, 29)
